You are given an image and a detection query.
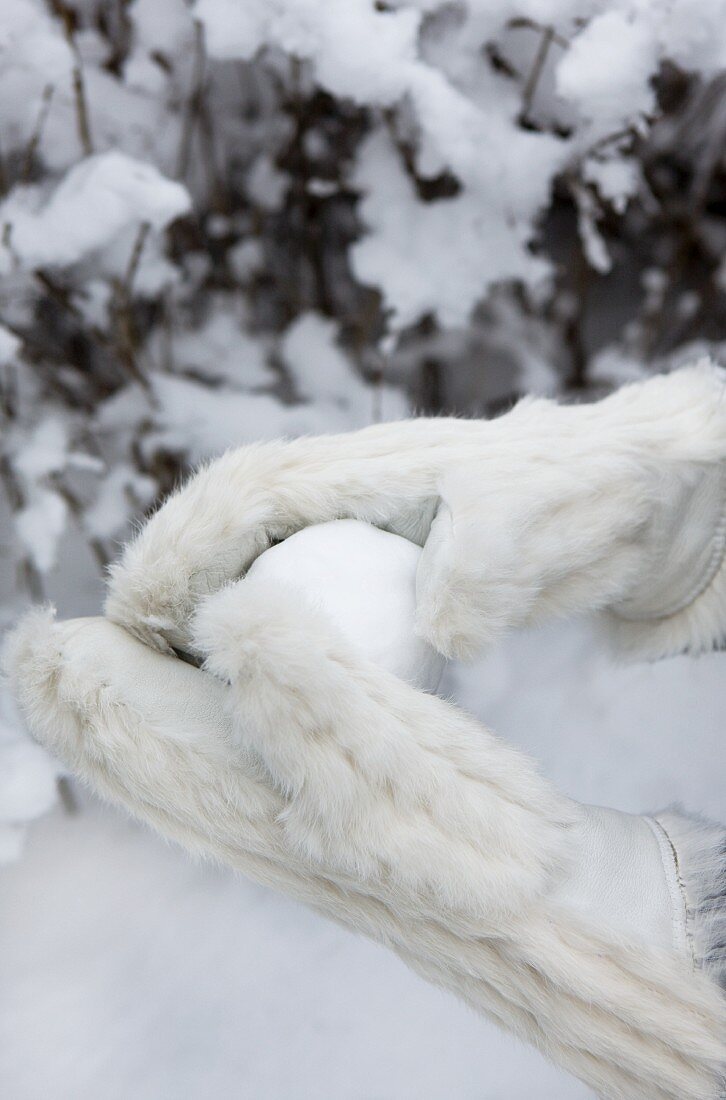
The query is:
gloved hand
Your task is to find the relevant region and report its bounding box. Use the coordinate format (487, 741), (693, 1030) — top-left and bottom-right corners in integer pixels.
(9, 361), (726, 1099)
(105, 360), (726, 663)
(4, 602), (725, 1100)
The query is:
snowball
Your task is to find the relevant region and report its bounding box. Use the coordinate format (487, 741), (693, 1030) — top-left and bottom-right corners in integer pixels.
(247, 520), (445, 692)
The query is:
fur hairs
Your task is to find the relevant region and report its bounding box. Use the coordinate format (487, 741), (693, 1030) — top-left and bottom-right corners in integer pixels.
(656, 809), (726, 996)
(105, 360), (726, 663)
(5, 604), (725, 1100)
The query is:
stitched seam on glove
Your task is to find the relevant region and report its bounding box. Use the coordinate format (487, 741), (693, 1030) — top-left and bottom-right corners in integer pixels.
(644, 815), (692, 963)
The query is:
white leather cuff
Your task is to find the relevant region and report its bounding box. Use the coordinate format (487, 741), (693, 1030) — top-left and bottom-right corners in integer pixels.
(552, 804), (690, 959)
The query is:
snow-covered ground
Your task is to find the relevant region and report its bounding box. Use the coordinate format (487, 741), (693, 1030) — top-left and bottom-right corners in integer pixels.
(2, 596), (724, 1100)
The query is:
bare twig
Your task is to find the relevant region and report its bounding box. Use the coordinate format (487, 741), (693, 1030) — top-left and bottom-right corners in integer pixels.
(176, 20), (207, 181)
(108, 223), (153, 391)
(0, 137), (8, 196)
(0, 454), (46, 601)
(2, 222), (20, 269)
(0, 362), (18, 420)
(22, 84), (55, 182)
(34, 268), (84, 318)
(53, 4), (94, 155)
(508, 17), (568, 49)
(196, 88), (227, 212)
(519, 26), (554, 127)
(123, 220), (151, 290)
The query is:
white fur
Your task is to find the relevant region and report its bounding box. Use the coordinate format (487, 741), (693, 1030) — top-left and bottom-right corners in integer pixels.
(656, 809), (726, 995)
(606, 544), (726, 660)
(5, 608), (725, 1100)
(106, 362), (726, 663)
(191, 578), (570, 926)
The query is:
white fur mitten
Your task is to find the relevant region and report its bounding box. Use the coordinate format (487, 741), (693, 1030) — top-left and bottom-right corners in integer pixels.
(4, 604), (725, 1100)
(105, 361), (726, 662)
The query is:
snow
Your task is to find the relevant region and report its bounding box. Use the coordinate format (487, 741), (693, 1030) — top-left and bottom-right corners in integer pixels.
(195, 0), (421, 105)
(0, 741), (58, 827)
(130, 0), (192, 55)
(583, 155), (641, 214)
(198, 0), (569, 327)
(0, 0), (73, 161)
(0, 694), (58, 866)
(143, 310), (407, 463)
(14, 487), (68, 574)
(247, 520), (445, 691)
(282, 313), (356, 402)
(84, 465), (156, 540)
(9, 417), (77, 574)
(161, 302), (274, 390)
(0, 0), (72, 80)
(147, 371), (406, 465)
(0, 153), (190, 273)
(654, 0), (726, 77)
(12, 417), (69, 481)
(573, 181), (611, 273)
(556, 11), (657, 132)
(351, 129), (553, 328)
(246, 154), (289, 212)
(0, 324), (21, 365)
(227, 238), (265, 283)
(0, 793), (587, 1099)
(281, 311), (404, 413)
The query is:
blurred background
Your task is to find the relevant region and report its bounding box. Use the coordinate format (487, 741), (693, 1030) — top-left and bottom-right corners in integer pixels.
(1, 2), (726, 1097)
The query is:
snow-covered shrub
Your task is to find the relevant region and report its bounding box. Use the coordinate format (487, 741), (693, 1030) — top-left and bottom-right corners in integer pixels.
(2, 0), (726, 855)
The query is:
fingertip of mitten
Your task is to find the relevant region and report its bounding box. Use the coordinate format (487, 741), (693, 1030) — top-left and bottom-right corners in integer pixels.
(190, 577), (343, 688)
(1, 605), (58, 685)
